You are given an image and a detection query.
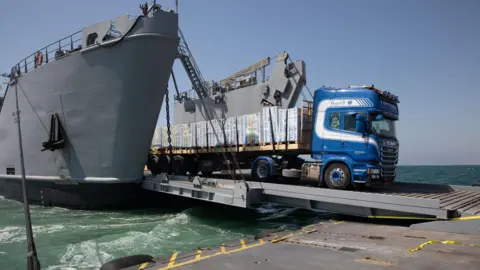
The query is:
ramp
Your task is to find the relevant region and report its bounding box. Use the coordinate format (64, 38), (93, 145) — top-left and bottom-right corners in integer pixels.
(142, 175), (480, 220)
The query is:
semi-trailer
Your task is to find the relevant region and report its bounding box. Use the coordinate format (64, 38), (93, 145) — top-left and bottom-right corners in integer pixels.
(148, 82), (399, 190)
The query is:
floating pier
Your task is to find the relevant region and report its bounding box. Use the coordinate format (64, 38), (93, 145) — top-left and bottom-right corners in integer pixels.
(116, 218), (480, 270)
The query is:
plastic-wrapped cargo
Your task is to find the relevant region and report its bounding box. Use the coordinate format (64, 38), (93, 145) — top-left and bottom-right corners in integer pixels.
(195, 121), (207, 147)
(187, 123), (195, 148)
(173, 124), (182, 148)
(278, 108), (302, 142)
(239, 113), (261, 145)
(163, 127), (173, 147)
(207, 119), (227, 147)
(218, 119), (227, 146)
(151, 127), (162, 146)
(206, 120), (215, 147)
(278, 109), (287, 143)
(224, 117), (238, 146)
(180, 123), (193, 148)
(262, 106), (280, 144)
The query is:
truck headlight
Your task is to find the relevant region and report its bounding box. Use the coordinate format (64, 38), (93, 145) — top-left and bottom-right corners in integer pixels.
(368, 168), (380, 174)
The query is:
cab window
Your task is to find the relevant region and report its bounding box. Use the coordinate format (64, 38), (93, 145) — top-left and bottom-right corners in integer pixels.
(329, 113), (340, 130)
(343, 112), (365, 132)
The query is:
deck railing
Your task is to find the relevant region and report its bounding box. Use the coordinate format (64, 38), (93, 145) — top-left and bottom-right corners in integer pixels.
(13, 30), (82, 75)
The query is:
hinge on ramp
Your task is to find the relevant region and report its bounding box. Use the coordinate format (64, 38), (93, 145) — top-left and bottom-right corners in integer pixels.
(156, 173), (170, 192)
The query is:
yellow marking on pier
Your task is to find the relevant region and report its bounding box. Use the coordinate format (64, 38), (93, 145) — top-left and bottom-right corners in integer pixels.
(167, 252), (178, 267)
(156, 221), (331, 269)
(158, 239), (266, 269)
(409, 240), (480, 252)
(195, 249), (202, 260)
(138, 262), (148, 269)
(368, 215), (439, 221)
(451, 215), (480, 221)
(355, 257), (394, 266)
(368, 215), (480, 221)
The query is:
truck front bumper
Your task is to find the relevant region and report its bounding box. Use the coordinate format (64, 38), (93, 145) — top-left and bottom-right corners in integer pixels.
(353, 166), (394, 187)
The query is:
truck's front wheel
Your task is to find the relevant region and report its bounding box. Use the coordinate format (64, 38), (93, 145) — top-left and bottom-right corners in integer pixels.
(252, 159), (274, 182)
(324, 163), (350, 190)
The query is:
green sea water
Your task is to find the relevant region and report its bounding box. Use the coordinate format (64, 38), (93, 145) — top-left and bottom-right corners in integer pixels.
(0, 165), (479, 270)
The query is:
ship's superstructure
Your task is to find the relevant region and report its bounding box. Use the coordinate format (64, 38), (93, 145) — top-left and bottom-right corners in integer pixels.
(172, 52), (306, 125)
(0, 4), (179, 209)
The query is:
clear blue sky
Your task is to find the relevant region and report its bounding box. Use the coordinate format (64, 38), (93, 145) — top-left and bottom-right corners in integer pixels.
(1, 0), (479, 165)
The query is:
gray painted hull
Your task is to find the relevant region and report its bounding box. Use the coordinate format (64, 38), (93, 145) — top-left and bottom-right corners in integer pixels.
(0, 11), (179, 209)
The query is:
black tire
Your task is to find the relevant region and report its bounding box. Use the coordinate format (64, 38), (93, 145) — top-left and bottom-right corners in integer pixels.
(200, 169), (213, 177)
(172, 155), (187, 175)
(158, 155), (171, 174)
(147, 154), (160, 175)
(199, 159), (214, 177)
(100, 254), (154, 270)
(252, 159), (274, 182)
(324, 163), (351, 190)
(185, 157), (199, 175)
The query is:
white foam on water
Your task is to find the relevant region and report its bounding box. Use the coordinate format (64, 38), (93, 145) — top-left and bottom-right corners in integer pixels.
(258, 207), (298, 221)
(0, 226), (22, 244)
(46, 240), (114, 270)
(255, 203), (285, 214)
(0, 224), (67, 244)
(45, 212), (195, 269)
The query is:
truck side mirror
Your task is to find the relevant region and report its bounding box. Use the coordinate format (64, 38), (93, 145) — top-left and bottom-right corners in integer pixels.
(355, 114), (366, 134)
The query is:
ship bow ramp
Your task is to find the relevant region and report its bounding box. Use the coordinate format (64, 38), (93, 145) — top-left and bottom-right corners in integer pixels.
(0, 8), (179, 208)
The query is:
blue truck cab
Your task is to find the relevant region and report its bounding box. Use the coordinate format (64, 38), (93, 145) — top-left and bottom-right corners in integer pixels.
(310, 85), (399, 189)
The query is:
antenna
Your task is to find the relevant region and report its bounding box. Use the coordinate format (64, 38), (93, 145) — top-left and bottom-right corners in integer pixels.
(4, 71), (41, 270)
(176, 0), (178, 13)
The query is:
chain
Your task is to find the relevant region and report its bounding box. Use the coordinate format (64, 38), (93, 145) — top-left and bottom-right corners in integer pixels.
(165, 87), (173, 160)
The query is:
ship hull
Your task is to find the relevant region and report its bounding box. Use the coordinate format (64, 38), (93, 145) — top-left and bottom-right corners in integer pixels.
(0, 11), (179, 209)
(0, 178), (200, 210)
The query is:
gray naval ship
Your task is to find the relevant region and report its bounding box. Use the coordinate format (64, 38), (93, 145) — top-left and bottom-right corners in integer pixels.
(0, 4), (179, 209)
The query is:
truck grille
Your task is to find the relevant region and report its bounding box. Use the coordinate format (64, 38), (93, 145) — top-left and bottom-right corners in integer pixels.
(380, 145), (398, 177)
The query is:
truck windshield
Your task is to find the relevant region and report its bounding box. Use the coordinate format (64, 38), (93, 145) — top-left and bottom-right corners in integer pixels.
(370, 117), (396, 138)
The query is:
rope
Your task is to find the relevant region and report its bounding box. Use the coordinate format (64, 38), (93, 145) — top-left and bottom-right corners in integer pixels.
(95, 15), (143, 48)
(12, 75), (41, 270)
(194, 89), (245, 183)
(16, 81), (49, 135)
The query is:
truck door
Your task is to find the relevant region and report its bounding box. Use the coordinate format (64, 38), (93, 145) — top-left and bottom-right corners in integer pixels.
(323, 110), (345, 155)
(341, 112), (368, 159)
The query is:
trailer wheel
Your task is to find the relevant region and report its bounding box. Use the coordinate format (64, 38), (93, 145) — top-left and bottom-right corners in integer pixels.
(324, 163), (350, 190)
(199, 159), (214, 177)
(147, 154), (160, 175)
(158, 155), (171, 175)
(172, 155), (187, 175)
(252, 159), (274, 182)
(200, 169), (213, 177)
(185, 157), (199, 175)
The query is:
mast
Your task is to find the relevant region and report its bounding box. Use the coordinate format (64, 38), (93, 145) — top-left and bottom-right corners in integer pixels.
(11, 70), (41, 270)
